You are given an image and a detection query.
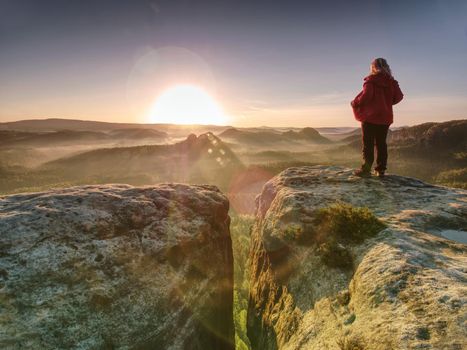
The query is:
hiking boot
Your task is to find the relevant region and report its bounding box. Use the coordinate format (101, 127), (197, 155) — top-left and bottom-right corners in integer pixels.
(375, 170), (385, 178)
(354, 168), (371, 178)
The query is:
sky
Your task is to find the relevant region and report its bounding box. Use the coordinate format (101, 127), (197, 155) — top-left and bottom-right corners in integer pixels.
(0, 0), (466, 127)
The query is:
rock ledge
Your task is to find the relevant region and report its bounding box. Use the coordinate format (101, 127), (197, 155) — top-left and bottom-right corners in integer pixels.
(0, 183), (234, 350)
(248, 166), (466, 350)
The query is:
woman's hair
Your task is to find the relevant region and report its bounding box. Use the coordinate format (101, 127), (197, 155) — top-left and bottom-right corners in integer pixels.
(370, 57), (392, 77)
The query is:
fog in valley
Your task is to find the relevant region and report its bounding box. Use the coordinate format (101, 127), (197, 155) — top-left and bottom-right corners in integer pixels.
(1, 119), (465, 214)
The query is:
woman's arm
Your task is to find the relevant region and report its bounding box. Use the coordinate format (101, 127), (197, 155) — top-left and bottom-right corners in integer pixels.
(352, 82), (374, 107)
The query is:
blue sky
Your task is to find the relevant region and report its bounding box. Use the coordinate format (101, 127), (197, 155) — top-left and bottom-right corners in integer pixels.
(0, 0), (466, 126)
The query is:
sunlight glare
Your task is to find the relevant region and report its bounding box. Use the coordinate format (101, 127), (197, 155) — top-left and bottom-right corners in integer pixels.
(149, 85), (228, 125)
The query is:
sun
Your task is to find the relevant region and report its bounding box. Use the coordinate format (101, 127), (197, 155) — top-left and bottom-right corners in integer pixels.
(149, 85), (228, 125)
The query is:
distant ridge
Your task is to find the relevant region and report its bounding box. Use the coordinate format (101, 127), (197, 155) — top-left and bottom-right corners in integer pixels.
(218, 127), (331, 145)
(0, 118), (232, 134)
(0, 129), (111, 146)
(0, 128), (169, 147)
(343, 119), (467, 152)
(282, 127), (332, 143)
(218, 128), (280, 144)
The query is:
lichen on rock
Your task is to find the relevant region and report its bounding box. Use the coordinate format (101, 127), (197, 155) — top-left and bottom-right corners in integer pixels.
(248, 166), (467, 350)
(0, 183), (234, 349)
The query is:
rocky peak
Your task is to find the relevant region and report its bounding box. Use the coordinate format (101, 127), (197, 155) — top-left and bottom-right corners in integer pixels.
(248, 166), (466, 349)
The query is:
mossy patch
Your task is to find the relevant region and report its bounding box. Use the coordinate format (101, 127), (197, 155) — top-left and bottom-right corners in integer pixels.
(314, 202), (385, 269)
(283, 224), (303, 241)
(318, 238), (353, 269)
(281, 222), (316, 246)
(314, 202), (386, 244)
(279, 203), (385, 269)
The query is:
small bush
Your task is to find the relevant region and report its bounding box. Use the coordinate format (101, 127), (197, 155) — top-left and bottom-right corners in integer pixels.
(314, 202), (386, 244)
(314, 202), (385, 269)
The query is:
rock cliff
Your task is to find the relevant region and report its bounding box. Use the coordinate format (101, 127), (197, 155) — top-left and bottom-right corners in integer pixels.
(248, 166), (466, 350)
(0, 184), (234, 349)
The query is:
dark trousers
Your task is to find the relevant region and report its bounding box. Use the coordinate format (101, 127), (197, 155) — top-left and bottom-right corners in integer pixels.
(361, 122), (390, 172)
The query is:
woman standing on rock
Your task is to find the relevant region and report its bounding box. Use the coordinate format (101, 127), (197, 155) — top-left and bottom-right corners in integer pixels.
(351, 58), (404, 177)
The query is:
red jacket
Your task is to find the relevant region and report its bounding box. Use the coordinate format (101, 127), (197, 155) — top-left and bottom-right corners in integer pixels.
(351, 72), (403, 125)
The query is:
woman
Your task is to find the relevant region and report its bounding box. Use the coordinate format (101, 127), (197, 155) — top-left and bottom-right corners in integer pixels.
(351, 58), (403, 177)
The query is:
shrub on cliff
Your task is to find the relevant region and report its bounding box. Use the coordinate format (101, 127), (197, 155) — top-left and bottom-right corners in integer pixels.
(314, 202), (386, 269)
(315, 202), (386, 243)
(281, 203), (385, 269)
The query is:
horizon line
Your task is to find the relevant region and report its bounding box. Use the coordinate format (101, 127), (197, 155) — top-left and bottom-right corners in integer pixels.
(1, 116), (465, 129)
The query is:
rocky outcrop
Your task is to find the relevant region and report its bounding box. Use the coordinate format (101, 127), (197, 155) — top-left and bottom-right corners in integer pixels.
(0, 184), (234, 349)
(248, 166), (467, 350)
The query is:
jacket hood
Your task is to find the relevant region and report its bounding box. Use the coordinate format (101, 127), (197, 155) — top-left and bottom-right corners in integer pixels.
(364, 72), (393, 87)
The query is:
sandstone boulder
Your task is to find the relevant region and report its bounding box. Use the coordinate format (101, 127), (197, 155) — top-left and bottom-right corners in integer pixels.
(0, 184), (234, 349)
(248, 166), (466, 350)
